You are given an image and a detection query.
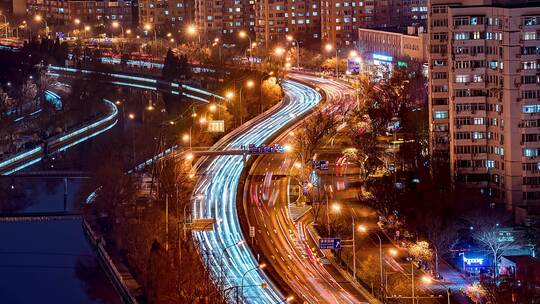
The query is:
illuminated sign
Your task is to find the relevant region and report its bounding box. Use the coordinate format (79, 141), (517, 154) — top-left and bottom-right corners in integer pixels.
(208, 120), (225, 133)
(248, 144), (285, 154)
(372, 53), (393, 62)
(347, 58), (360, 74)
(463, 256), (484, 265)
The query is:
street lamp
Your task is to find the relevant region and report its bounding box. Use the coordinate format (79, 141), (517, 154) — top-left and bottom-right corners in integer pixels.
(0, 11), (7, 39)
(219, 240), (245, 293)
(186, 24), (200, 44)
(83, 25), (91, 38)
(239, 30), (253, 64)
(325, 43), (339, 77)
(239, 80), (254, 125)
(34, 15), (48, 38)
(331, 203), (358, 281)
(286, 35), (300, 69)
(112, 21), (124, 50)
(144, 23), (157, 55)
(358, 224), (384, 296)
(239, 263), (266, 303)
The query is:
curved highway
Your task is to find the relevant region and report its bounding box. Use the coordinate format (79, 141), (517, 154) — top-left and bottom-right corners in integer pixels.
(243, 74), (376, 304)
(192, 80), (321, 303)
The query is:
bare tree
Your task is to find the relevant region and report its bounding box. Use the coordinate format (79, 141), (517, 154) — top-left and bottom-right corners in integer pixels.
(464, 208), (515, 281)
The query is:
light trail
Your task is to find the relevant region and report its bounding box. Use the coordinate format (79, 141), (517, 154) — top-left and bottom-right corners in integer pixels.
(192, 80), (321, 303)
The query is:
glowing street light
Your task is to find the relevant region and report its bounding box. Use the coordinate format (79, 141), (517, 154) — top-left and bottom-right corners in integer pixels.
(128, 113), (135, 120)
(209, 104), (217, 112)
(357, 223), (383, 291)
(388, 248), (399, 257)
(331, 203), (341, 213)
(34, 15), (49, 37)
(325, 43), (339, 77)
(421, 275), (433, 285)
(274, 46), (286, 57)
(246, 80), (255, 88)
(238, 30), (253, 65)
(182, 134), (190, 142)
(286, 35), (300, 69)
(225, 91), (234, 100)
(199, 117), (207, 124)
(186, 24), (200, 44)
(143, 23), (157, 54)
(74, 18), (81, 25)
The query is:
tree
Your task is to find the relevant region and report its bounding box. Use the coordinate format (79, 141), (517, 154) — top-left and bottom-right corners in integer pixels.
(464, 208), (516, 282)
(424, 215), (459, 275)
(408, 241), (433, 266)
(464, 283), (488, 304)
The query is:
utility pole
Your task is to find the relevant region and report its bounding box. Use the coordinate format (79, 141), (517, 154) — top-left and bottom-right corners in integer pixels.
(411, 263), (415, 304)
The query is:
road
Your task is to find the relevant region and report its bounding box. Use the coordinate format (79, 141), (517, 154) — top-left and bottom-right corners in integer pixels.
(0, 98), (118, 175)
(241, 74), (378, 304)
(191, 79), (321, 303)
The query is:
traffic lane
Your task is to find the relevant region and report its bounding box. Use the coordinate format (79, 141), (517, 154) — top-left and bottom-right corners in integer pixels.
(193, 80), (322, 304)
(248, 153), (368, 303)
(246, 170), (328, 303)
(246, 158), (334, 303)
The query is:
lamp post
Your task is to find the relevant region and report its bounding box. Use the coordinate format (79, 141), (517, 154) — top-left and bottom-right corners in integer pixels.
(0, 11), (7, 39)
(325, 43), (338, 78)
(144, 23), (157, 55)
(239, 80), (254, 125)
(273, 47), (286, 80)
(112, 21), (124, 50)
(238, 263), (266, 303)
(219, 240), (245, 294)
(34, 15), (48, 38)
(331, 203), (358, 280)
(239, 30), (252, 65)
(358, 225), (383, 297)
(187, 24), (200, 44)
(286, 35), (300, 69)
(83, 25), (90, 39)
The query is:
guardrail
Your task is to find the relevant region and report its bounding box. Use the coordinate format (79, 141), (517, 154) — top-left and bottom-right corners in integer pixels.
(0, 99), (118, 175)
(48, 65), (224, 103)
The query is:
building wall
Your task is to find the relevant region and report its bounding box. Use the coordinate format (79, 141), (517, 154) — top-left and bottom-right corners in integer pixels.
(194, 0), (254, 39)
(357, 27), (427, 62)
(26, 0), (134, 25)
(320, 0), (374, 50)
(428, 0), (540, 211)
(253, 0), (320, 47)
(139, 0), (192, 30)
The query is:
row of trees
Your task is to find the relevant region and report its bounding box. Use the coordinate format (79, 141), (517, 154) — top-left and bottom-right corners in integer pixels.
(80, 138), (223, 303)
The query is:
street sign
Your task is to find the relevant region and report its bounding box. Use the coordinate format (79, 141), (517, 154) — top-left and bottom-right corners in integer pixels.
(313, 160), (330, 170)
(191, 218), (215, 231)
(208, 120), (225, 133)
(319, 238), (342, 250)
(249, 226), (255, 238)
(247, 144), (285, 154)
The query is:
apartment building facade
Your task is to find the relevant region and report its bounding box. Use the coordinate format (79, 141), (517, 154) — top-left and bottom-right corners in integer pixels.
(26, 0), (134, 25)
(193, 0), (254, 39)
(254, 0), (320, 47)
(428, 0), (540, 213)
(138, 0), (192, 30)
(357, 26), (428, 62)
(320, 0), (375, 49)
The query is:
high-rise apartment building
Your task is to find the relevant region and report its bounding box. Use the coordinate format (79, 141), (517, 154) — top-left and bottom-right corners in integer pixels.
(139, 0), (193, 30)
(254, 0), (320, 47)
(389, 0), (428, 30)
(26, 0), (135, 25)
(428, 0), (540, 214)
(320, 0), (375, 49)
(194, 0), (254, 39)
